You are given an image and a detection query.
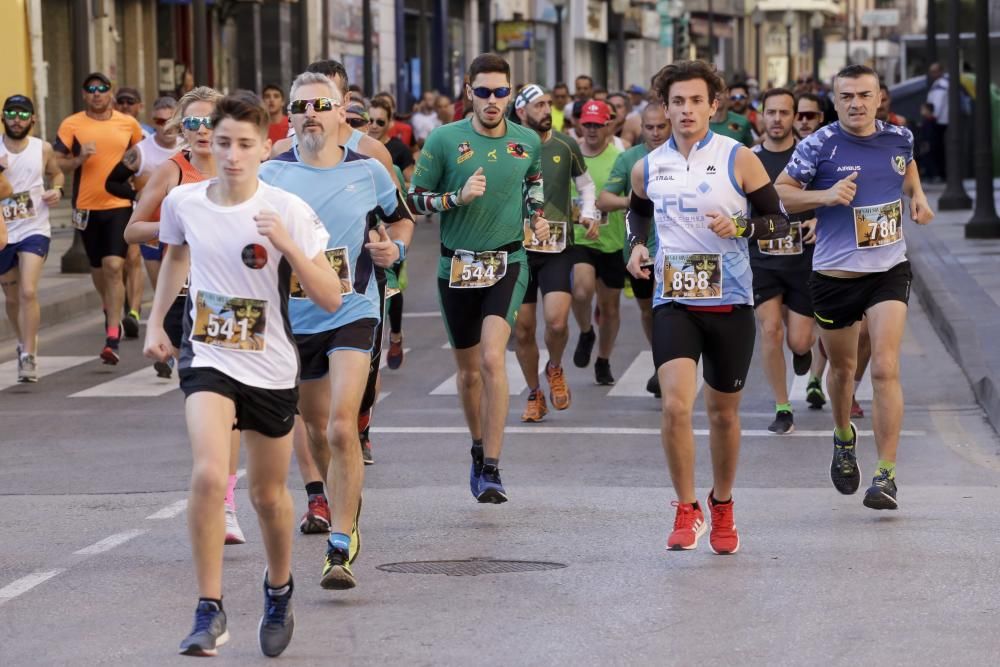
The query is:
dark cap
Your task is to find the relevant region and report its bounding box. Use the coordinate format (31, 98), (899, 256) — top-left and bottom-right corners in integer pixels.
(3, 95), (34, 113)
(116, 87), (141, 102)
(82, 72), (111, 88)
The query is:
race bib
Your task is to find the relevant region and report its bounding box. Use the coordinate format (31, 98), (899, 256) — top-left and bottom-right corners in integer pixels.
(1, 191), (36, 221)
(72, 208), (90, 231)
(385, 286), (401, 299)
(290, 247), (353, 299)
(854, 200), (903, 249)
(758, 221), (803, 255)
(660, 253), (723, 300)
(448, 250), (508, 288)
(571, 197), (607, 226)
(190, 290), (268, 352)
(524, 220), (567, 254)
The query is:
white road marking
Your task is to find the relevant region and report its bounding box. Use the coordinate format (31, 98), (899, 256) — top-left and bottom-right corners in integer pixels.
(70, 367), (179, 398)
(370, 426), (926, 437)
(0, 356), (93, 391)
(403, 311), (442, 318)
(146, 500), (188, 520)
(789, 370), (873, 403)
(377, 391), (390, 404)
(379, 348), (410, 370)
(73, 529), (148, 556)
(0, 570), (66, 604)
(608, 353), (703, 397)
(430, 350), (548, 396)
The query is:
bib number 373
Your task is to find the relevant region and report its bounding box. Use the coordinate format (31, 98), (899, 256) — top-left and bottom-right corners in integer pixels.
(854, 199), (903, 249)
(660, 253), (723, 300)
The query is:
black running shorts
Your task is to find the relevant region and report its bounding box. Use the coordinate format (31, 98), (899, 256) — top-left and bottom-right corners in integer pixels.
(628, 272), (655, 300)
(80, 206), (132, 268)
(522, 249), (574, 305)
(752, 266), (813, 317)
(572, 245), (627, 289)
(810, 261), (912, 330)
(179, 367), (297, 437)
(437, 261), (526, 349)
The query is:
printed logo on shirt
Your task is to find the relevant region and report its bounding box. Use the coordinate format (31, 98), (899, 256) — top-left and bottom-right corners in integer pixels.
(506, 142), (529, 159)
(891, 155), (906, 176)
(552, 155), (561, 164)
(706, 165), (717, 174)
(829, 146), (838, 160)
(241, 243), (269, 270)
(488, 149), (498, 162)
(836, 165), (861, 172)
(457, 141), (474, 164)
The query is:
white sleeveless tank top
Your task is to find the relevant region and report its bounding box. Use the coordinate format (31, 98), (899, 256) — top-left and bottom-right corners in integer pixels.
(135, 135), (180, 178)
(0, 137), (50, 242)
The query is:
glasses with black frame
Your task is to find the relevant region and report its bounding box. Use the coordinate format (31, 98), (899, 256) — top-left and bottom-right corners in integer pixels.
(84, 84), (111, 94)
(3, 109), (31, 121)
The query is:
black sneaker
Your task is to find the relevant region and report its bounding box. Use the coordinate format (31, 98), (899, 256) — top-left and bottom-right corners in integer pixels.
(646, 372), (661, 398)
(863, 469), (899, 510)
(768, 410), (795, 434)
(179, 600), (229, 656)
(477, 464), (508, 504)
(360, 436), (374, 465)
(154, 360), (173, 379)
(259, 572), (295, 657)
(831, 423), (861, 495)
(792, 350), (812, 376)
(320, 545), (356, 590)
(573, 328), (596, 368)
(806, 376), (826, 410)
(122, 311), (140, 339)
(594, 358), (615, 385)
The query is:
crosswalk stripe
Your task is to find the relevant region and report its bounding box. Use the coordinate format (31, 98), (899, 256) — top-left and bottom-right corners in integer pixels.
(370, 425), (927, 437)
(789, 370), (873, 403)
(0, 356), (94, 392)
(430, 350), (548, 396)
(70, 366), (179, 398)
(608, 352), (704, 397)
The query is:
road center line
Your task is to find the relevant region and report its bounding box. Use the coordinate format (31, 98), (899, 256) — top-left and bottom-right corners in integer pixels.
(0, 570), (66, 604)
(146, 500), (187, 520)
(370, 426), (927, 437)
(74, 529), (148, 556)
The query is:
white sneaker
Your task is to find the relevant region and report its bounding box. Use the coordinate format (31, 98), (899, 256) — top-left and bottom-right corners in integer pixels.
(224, 505), (246, 545)
(18, 354), (37, 383)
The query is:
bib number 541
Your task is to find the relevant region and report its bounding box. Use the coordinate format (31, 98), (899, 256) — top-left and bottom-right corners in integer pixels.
(205, 313), (250, 342)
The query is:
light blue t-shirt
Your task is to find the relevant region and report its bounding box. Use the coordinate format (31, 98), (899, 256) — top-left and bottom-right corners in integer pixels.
(784, 120), (913, 273)
(260, 146), (398, 333)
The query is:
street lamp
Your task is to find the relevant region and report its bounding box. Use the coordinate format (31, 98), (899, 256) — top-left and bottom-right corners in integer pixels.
(551, 0), (567, 85)
(751, 7), (764, 82)
(964, 0), (1000, 236)
(810, 13), (824, 82)
(784, 10), (795, 85)
(939, 0), (971, 210)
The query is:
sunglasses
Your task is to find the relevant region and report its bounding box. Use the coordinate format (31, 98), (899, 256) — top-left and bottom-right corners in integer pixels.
(796, 111), (821, 121)
(346, 117), (369, 128)
(729, 94), (748, 101)
(85, 84), (111, 94)
(152, 117), (173, 127)
(3, 109), (30, 121)
(288, 97), (339, 114)
(181, 116), (213, 131)
(372, 118), (388, 127)
(470, 86), (511, 100)
(116, 97), (139, 105)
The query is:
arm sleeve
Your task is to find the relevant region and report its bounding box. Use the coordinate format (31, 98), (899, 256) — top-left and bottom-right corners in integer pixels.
(105, 159), (137, 201)
(625, 192), (654, 248)
(738, 183), (791, 240)
(573, 171), (598, 221)
(524, 142), (544, 218)
(408, 130), (449, 213)
(158, 191), (185, 246)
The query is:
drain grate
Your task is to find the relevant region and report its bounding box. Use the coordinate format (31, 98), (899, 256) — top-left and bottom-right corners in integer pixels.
(376, 558), (567, 576)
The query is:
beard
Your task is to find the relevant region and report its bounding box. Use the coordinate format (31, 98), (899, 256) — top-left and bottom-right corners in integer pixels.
(3, 120), (32, 140)
(299, 126), (327, 153)
(526, 114), (552, 132)
(476, 106), (503, 129)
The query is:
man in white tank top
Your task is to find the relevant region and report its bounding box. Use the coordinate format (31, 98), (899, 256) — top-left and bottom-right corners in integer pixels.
(0, 95), (65, 382)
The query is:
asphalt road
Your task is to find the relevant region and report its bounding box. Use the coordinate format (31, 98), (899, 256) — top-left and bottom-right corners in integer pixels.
(1, 226), (999, 665)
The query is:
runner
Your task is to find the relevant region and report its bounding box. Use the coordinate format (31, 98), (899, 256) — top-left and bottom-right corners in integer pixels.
(408, 53), (548, 503)
(53, 72), (144, 364)
(598, 102), (671, 397)
(569, 100), (624, 386)
(106, 96), (180, 289)
(260, 71), (414, 590)
(262, 84), (289, 145)
(143, 91), (341, 657)
(624, 60), (789, 553)
(512, 84), (597, 421)
(0, 94), (64, 382)
(114, 86), (154, 136)
(749, 88), (818, 434)
(709, 83), (755, 147)
(776, 64), (934, 510)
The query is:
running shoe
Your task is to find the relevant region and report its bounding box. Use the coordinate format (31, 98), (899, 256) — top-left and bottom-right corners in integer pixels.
(224, 505), (246, 545)
(594, 358), (615, 385)
(521, 388), (548, 422)
(573, 328), (596, 368)
(806, 376), (826, 409)
(360, 436), (374, 465)
(122, 310), (140, 339)
(646, 372), (661, 398)
(386, 337), (404, 369)
(863, 469), (899, 510)
(666, 501), (707, 551)
(18, 354), (37, 383)
(792, 350), (812, 376)
(100, 336), (120, 365)
(179, 600), (229, 657)
(320, 545), (356, 590)
(154, 358), (173, 379)
(546, 363), (571, 410)
(476, 464), (508, 504)
(767, 410), (794, 435)
(299, 495), (332, 534)
(357, 408), (371, 434)
(350, 495), (362, 564)
(259, 572), (294, 657)
(15, 344), (23, 377)
(851, 395), (865, 419)
(469, 446), (484, 498)
(831, 423), (861, 495)
(707, 492), (740, 555)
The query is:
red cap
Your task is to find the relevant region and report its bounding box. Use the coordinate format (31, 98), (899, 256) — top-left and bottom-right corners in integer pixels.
(578, 100), (611, 125)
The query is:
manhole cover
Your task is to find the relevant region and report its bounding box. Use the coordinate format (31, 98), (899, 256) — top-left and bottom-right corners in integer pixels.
(376, 558), (567, 576)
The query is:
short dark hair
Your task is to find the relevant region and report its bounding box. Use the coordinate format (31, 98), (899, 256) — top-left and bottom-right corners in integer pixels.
(729, 80), (749, 94)
(835, 64), (879, 83)
(761, 87), (795, 108)
(553, 82), (569, 93)
(575, 75), (594, 85)
(369, 97), (393, 118)
(879, 82), (890, 92)
(652, 60), (725, 103)
(211, 90), (269, 137)
(468, 53), (510, 84)
(306, 60), (349, 92)
(262, 83), (283, 98)
(796, 92), (822, 108)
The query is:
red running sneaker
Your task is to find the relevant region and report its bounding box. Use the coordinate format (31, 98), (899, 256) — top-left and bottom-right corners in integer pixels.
(851, 395), (865, 419)
(666, 501), (706, 550)
(386, 337), (404, 369)
(707, 491), (740, 554)
(299, 495), (332, 534)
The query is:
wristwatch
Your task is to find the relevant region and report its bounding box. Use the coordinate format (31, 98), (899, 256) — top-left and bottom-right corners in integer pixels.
(393, 239), (406, 262)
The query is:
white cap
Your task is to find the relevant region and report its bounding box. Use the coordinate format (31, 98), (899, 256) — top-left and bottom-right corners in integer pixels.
(514, 84), (546, 110)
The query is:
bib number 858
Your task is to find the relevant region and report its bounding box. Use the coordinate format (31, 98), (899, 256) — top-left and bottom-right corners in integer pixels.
(672, 270), (710, 292)
(205, 314), (250, 342)
(461, 264), (495, 282)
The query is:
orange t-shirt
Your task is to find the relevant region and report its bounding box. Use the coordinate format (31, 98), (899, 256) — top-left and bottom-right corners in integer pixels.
(55, 110), (143, 211)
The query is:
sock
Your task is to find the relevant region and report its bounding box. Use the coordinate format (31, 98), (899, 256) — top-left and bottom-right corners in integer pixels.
(128, 308), (140, 320)
(328, 532), (351, 554)
(596, 357), (608, 364)
(528, 385), (540, 396)
(305, 481), (325, 497)
(106, 325), (121, 339)
(775, 402), (792, 414)
(710, 493), (732, 505)
(484, 457), (499, 468)
(876, 460), (896, 479)
(834, 425), (855, 445)
(265, 577), (291, 596)
(224, 474), (237, 507)
(199, 597), (223, 611)
(690, 501), (700, 511)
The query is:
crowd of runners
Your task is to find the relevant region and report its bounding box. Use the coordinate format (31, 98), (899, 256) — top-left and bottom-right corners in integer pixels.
(0, 51), (932, 657)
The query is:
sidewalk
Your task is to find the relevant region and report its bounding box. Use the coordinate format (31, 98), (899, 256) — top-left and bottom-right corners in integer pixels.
(907, 179), (1000, 433)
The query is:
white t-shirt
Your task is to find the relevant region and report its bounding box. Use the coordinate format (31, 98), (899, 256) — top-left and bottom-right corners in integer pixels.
(411, 110), (441, 142)
(159, 179), (329, 390)
(135, 135), (180, 178)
